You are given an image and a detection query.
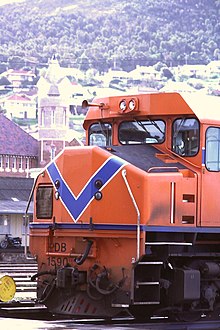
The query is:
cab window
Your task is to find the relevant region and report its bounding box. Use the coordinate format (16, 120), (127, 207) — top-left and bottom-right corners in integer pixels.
(89, 123), (112, 146)
(36, 185), (53, 219)
(172, 118), (199, 156)
(119, 120), (165, 144)
(206, 127), (220, 171)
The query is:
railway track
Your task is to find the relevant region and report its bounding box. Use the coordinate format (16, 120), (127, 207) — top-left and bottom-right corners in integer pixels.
(0, 261), (37, 301)
(0, 259), (53, 319)
(1, 315), (220, 330)
(0, 261), (220, 328)
(47, 318), (220, 330)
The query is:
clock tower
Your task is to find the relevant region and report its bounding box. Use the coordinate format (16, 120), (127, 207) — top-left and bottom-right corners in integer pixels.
(37, 56), (74, 166)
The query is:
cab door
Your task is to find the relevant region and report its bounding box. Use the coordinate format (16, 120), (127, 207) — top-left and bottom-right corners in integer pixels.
(201, 126), (220, 226)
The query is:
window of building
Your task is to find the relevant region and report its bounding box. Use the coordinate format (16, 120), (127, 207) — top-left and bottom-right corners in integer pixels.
(5, 156), (9, 170)
(0, 215), (10, 234)
(12, 156), (17, 171)
(19, 157), (22, 170)
(172, 118), (199, 156)
(89, 123), (112, 146)
(206, 127), (220, 171)
(119, 120), (165, 144)
(41, 109), (45, 126)
(51, 109), (55, 126)
(50, 145), (56, 161)
(25, 158), (29, 170)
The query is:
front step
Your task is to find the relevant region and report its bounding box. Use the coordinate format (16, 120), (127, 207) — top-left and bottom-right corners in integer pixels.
(132, 260), (163, 305)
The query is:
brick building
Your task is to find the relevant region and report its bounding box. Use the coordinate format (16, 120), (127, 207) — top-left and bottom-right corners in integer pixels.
(0, 114), (38, 177)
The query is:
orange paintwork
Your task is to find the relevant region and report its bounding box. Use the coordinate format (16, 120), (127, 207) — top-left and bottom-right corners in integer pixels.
(83, 92), (194, 125)
(29, 92), (220, 296)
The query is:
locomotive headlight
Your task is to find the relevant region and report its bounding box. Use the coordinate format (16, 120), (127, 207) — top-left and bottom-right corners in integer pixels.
(129, 99), (136, 111)
(95, 179), (103, 189)
(55, 191), (60, 200)
(94, 191), (102, 201)
(55, 179), (60, 189)
(119, 99), (127, 112)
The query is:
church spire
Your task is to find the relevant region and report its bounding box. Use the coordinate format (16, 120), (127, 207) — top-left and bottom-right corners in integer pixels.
(45, 55), (63, 84)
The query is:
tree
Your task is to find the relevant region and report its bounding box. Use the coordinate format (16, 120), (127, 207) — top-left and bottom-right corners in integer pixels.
(0, 63), (7, 74)
(8, 56), (25, 70)
(0, 0), (219, 72)
(213, 48), (220, 60)
(0, 105), (6, 114)
(161, 67), (173, 80)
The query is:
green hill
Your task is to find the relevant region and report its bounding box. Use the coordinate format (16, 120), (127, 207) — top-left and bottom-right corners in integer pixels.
(0, 0), (219, 72)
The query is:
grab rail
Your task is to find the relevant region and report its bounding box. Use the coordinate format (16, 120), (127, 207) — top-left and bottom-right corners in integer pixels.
(147, 166), (180, 173)
(24, 177), (38, 260)
(122, 169), (141, 260)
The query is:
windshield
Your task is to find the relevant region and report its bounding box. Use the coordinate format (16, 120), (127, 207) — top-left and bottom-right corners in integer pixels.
(119, 120), (165, 144)
(89, 122), (112, 146)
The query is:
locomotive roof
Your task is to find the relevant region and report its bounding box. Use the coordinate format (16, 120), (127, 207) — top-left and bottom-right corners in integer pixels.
(181, 93), (220, 124)
(84, 92), (220, 126)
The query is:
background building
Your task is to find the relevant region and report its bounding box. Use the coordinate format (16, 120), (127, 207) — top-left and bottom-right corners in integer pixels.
(0, 57), (83, 245)
(0, 114), (38, 178)
(0, 93), (37, 119)
(37, 56), (81, 166)
(0, 177), (33, 246)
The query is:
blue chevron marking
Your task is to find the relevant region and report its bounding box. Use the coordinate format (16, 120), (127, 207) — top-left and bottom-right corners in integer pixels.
(47, 156), (126, 222)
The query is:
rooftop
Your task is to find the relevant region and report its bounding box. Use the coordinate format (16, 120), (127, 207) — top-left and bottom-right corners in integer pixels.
(0, 114), (38, 156)
(0, 177), (34, 214)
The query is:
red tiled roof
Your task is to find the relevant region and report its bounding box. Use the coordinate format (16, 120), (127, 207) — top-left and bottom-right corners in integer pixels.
(6, 69), (35, 76)
(6, 94), (32, 102)
(0, 114), (38, 157)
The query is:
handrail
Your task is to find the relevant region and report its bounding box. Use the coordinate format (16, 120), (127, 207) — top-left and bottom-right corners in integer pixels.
(170, 182), (175, 224)
(147, 166), (180, 173)
(24, 210), (36, 260)
(24, 177), (39, 260)
(122, 169), (141, 260)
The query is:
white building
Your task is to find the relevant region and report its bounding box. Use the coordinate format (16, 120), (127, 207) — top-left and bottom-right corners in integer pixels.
(129, 65), (160, 81)
(206, 60), (220, 77)
(1, 69), (36, 88)
(0, 93), (37, 119)
(101, 69), (130, 87)
(172, 65), (207, 79)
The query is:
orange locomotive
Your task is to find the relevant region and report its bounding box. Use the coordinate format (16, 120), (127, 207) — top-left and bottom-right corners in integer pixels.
(29, 92), (220, 320)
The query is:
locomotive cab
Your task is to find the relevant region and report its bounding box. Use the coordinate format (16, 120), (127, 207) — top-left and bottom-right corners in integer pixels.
(28, 92), (220, 321)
